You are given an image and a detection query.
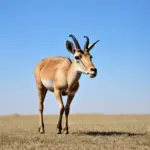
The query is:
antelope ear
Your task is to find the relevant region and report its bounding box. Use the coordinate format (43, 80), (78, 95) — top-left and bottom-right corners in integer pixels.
(66, 40), (75, 54)
(87, 40), (99, 52)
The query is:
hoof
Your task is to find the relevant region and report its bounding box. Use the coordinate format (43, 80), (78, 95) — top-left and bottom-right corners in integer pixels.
(56, 127), (62, 134)
(64, 131), (69, 134)
(40, 131), (45, 134)
(57, 130), (62, 134)
(63, 128), (69, 134)
(38, 127), (45, 134)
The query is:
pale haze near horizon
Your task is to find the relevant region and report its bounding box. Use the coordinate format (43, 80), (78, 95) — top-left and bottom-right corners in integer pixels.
(0, 0), (150, 115)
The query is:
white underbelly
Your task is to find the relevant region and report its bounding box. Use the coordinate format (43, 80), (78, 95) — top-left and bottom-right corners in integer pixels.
(41, 79), (54, 90)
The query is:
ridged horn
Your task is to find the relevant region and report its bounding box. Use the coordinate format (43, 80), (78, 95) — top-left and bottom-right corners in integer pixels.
(84, 36), (89, 51)
(69, 34), (81, 50)
(87, 40), (99, 52)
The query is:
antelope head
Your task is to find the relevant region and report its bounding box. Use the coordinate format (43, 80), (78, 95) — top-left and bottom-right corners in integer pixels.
(66, 34), (99, 78)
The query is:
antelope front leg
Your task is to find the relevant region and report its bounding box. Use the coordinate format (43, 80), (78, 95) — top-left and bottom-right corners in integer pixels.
(54, 90), (64, 134)
(64, 94), (74, 134)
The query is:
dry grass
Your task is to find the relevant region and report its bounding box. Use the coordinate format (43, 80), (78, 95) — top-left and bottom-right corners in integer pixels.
(0, 114), (150, 150)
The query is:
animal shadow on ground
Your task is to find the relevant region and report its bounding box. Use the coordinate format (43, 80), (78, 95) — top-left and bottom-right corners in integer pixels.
(74, 131), (146, 137)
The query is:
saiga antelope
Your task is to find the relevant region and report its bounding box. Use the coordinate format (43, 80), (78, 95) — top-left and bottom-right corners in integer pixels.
(34, 34), (99, 134)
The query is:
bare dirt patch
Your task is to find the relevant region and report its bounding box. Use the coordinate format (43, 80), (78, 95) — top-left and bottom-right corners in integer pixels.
(0, 114), (150, 150)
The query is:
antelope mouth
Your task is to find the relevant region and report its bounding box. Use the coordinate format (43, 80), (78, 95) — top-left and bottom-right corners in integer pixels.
(87, 72), (97, 78)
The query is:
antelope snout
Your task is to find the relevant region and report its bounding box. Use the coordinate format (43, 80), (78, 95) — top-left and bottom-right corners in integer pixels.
(90, 67), (97, 72)
(87, 67), (97, 78)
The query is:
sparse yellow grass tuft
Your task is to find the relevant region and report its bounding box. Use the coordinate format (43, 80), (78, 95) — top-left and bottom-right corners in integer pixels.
(0, 114), (150, 150)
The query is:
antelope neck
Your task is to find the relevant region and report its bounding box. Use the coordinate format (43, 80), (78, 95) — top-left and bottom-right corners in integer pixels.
(67, 61), (81, 88)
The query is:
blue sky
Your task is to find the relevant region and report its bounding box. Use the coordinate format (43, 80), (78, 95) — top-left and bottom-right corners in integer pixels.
(0, 0), (150, 115)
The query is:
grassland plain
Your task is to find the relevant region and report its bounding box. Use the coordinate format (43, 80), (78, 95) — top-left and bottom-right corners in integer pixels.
(0, 114), (150, 150)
